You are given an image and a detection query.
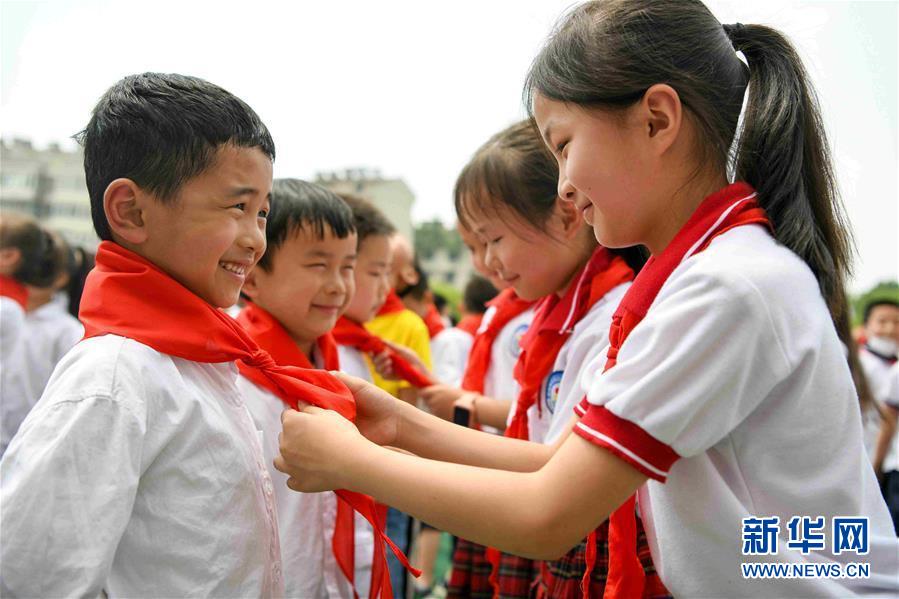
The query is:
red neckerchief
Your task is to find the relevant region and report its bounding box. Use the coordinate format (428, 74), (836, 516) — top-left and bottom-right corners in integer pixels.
(0, 275), (28, 310)
(79, 241), (419, 599)
(460, 289), (535, 394)
(455, 313), (484, 337)
(599, 182), (769, 599)
(423, 304), (446, 339)
(487, 247), (635, 599)
(376, 290), (405, 316)
(236, 302), (357, 596)
(506, 247), (634, 441)
(332, 316), (436, 388)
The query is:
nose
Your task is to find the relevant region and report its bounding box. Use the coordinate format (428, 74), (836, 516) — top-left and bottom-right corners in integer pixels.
(239, 213), (266, 257)
(483, 243), (501, 273)
(558, 174), (577, 204)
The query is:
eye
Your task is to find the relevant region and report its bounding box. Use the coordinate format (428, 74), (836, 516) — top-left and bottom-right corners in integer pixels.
(231, 202), (246, 211)
(555, 140), (568, 154)
(258, 208), (269, 219)
(490, 236), (503, 245)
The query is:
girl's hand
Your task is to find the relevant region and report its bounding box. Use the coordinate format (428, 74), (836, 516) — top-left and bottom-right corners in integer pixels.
(420, 384), (465, 421)
(275, 405), (367, 492)
(453, 392), (480, 429)
(332, 371), (402, 447)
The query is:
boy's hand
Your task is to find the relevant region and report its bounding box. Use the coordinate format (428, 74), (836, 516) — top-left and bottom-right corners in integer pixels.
(420, 384), (465, 421)
(371, 349), (398, 380)
(275, 406), (364, 493)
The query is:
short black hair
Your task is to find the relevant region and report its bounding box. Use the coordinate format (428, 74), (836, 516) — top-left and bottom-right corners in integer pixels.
(864, 298), (899, 324)
(463, 276), (498, 315)
(400, 260), (429, 301)
(338, 193), (396, 244)
(257, 179), (355, 271)
(0, 213), (65, 288)
(75, 72), (276, 241)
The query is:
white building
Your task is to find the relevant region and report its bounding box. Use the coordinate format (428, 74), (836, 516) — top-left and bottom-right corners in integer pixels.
(0, 138), (97, 248)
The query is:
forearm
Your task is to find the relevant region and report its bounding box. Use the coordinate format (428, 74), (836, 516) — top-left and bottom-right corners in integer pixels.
(340, 432), (643, 559)
(474, 395), (513, 430)
(398, 387), (418, 406)
(396, 400), (552, 472)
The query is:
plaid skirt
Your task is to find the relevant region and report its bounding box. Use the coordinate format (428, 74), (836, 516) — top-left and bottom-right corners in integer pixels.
(537, 519), (669, 599)
(448, 538), (540, 599)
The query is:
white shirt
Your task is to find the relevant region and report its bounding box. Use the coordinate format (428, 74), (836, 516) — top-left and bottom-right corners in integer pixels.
(577, 226), (899, 596)
(860, 347), (897, 464)
(338, 344), (375, 382)
(241, 344), (375, 599)
(526, 282), (629, 446)
(0, 334), (284, 597)
(23, 294), (84, 404)
(482, 306), (535, 405)
(431, 327), (475, 386)
(0, 297), (32, 456)
(881, 363), (899, 472)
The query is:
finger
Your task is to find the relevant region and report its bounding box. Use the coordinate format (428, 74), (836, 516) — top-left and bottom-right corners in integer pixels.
(285, 476), (304, 492)
(300, 404), (325, 415)
(281, 407), (299, 424)
(273, 454), (290, 475)
(329, 371), (371, 393)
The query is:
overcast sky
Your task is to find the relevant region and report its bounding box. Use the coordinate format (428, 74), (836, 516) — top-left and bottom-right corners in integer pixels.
(1, 0), (896, 292)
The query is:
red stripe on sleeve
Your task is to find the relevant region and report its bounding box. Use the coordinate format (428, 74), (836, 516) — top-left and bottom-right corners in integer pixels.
(574, 404), (680, 483)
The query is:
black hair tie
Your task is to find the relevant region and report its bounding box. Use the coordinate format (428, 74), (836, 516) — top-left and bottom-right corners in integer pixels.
(723, 22), (746, 46)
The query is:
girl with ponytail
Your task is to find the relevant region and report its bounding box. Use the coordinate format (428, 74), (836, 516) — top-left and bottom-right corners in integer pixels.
(277, 2), (899, 596)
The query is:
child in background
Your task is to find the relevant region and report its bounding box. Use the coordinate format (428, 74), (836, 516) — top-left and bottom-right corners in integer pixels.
(333, 194), (394, 382)
(859, 299), (899, 457)
(235, 179), (375, 599)
(873, 363), (899, 534)
(65, 245), (95, 318)
(429, 275), (498, 394)
(0, 72), (351, 597)
(363, 230), (434, 599)
(23, 232), (84, 407)
(0, 213), (66, 455)
(276, 1), (899, 595)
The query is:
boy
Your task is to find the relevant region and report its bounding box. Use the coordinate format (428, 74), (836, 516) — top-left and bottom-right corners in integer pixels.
(334, 194), (395, 381)
(859, 298), (899, 458)
(235, 179), (374, 598)
(0, 73), (343, 596)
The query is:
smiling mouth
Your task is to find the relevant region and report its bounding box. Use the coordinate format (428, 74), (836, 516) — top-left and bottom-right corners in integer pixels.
(219, 261), (249, 276)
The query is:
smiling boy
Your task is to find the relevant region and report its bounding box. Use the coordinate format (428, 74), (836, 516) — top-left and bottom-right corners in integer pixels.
(0, 73), (295, 596)
(235, 179), (375, 599)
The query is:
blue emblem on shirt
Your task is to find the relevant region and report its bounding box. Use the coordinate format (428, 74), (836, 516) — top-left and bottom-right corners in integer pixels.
(544, 370), (564, 414)
(509, 323), (529, 358)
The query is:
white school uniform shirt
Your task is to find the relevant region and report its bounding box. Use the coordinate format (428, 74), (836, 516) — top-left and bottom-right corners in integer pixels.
(430, 327), (475, 386)
(879, 363), (899, 472)
(239, 344), (375, 599)
(859, 346), (896, 462)
(526, 282), (629, 446)
(482, 305), (535, 405)
(576, 226), (899, 597)
(0, 296), (32, 456)
(24, 294), (84, 402)
(0, 334), (284, 597)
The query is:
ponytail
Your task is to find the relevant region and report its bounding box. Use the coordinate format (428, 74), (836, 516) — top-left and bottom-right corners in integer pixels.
(727, 24), (871, 407)
(525, 0), (869, 406)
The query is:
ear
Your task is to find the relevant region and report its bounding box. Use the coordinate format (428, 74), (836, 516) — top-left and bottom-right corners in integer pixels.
(104, 178), (149, 244)
(0, 247), (22, 275)
(399, 264), (420, 287)
(555, 196), (583, 240)
(640, 83), (682, 154)
(241, 266), (262, 301)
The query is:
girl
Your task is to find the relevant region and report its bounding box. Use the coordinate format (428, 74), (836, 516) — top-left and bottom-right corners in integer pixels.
(373, 119), (661, 598)
(276, 1), (899, 596)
